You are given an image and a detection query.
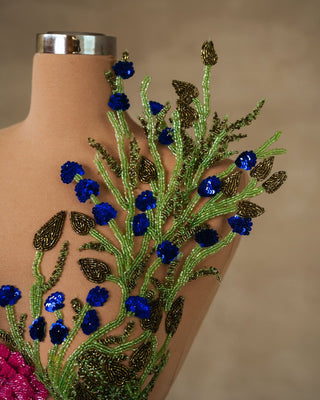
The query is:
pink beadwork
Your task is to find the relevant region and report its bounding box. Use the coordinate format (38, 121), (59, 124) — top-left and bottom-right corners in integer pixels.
(0, 344), (48, 399)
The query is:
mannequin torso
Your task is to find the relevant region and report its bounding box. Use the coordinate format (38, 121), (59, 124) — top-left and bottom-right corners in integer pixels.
(0, 52), (244, 399)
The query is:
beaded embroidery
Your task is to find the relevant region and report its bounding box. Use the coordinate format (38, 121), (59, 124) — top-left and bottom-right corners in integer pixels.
(0, 41), (287, 399)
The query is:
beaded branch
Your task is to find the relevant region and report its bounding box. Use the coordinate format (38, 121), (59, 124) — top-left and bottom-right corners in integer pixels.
(0, 41), (287, 399)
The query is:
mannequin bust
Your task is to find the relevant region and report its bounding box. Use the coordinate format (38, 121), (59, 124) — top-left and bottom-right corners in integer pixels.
(0, 32), (246, 399)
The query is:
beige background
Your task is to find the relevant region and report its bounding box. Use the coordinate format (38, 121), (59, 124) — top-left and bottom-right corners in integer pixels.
(0, 0), (319, 399)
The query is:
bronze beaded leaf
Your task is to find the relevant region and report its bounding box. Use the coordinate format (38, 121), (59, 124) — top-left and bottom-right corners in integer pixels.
(78, 241), (107, 252)
(188, 266), (222, 283)
(137, 156), (158, 183)
(262, 171), (287, 193)
(201, 40), (218, 66)
(105, 360), (133, 386)
(105, 70), (117, 93)
(176, 99), (198, 128)
(250, 156), (274, 181)
(88, 137), (122, 177)
(165, 296), (184, 336)
(77, 258), (111, 283)
(42, 241), (69, 292)
(138, 116), (149, 137)
(172, 80), (199, 105)
(140, 297), (163, 333)
(73, 383), (96, 400)
(71, 298), (83, 321)
(129, 341), (153, 371)
(227, 99), (265, 132)
(220, 171), (242, 197)
(70, 211), (95, 235)
(33, 210), (66, 251)
(237, 200), (265, 218)
(17, 314), (27, 338)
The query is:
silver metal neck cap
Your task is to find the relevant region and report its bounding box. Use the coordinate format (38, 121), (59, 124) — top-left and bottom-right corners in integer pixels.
(36, 32), (117, 56)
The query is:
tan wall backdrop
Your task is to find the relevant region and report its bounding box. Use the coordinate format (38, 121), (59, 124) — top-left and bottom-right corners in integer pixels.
(0, 0), (319, 399)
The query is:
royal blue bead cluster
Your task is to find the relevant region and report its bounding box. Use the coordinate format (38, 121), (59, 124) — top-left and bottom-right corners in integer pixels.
(228, 215), (253, 235)
(112, 60), (135, 79)
(75, 179), (100, 203)
(86, 286), (109, 307)
(60, 161), (85, 184)
(81, 309), (100, 335)
(157, 240), (179, 264)
(44, 292), (65, 312)
(158, 127), (174, 145)
(235, 151), (257, 170)
(149, 101), (164, 115)
(135, 190), (157, 212)
(125, 296), (151, 319)
(195, 228), (219, 247)
(92, 202), (117, 225)
(132, 213), (150, 236)
(198, 176), (221, 197)
(49, 319), (69, 345)
(108, 93), (130, 111)
(0, 285), (21, 307)
(29, 316), (46, 341)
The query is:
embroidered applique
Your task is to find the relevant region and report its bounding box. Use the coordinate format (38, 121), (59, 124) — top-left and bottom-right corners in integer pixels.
(0, 42), (287, 399)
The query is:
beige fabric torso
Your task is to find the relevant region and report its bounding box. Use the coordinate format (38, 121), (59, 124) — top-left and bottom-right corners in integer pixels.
(0, 53), (244, 399)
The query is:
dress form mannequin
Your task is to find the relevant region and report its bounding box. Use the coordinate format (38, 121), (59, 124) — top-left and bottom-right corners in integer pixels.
(0, 32), (245, 399)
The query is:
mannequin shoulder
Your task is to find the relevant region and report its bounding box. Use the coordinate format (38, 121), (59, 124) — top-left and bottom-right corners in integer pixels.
(0, 121), (25, 144)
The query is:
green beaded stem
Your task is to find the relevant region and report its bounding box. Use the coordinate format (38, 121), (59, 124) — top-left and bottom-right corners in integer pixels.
(0, 42), (286, 399)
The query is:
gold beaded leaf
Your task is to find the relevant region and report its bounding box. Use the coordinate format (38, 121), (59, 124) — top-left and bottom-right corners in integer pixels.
(262, 171), (287, 194)
(165, 296), (184, 336)
(70, 211), (95, 235)
(237, 200), (265, 218)
(137, 156), (157, 183)
(201, 40), (218, 66)
(172, 80), (199, 105)
(129, 341), (153, 371)
(176, 100), (198, 128)
(33, 211), (66, 251)
(221, 171), (242, 197)
(140, 297), (163, 333)
(78, 258), (111, 283)
(250, 156), (274, 181)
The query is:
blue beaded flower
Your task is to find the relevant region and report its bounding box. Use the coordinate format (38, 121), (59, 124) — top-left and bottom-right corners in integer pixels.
(198, 176), (221, 197)
(29, 316), (46, 341)
(158, 127), (174, 145)
(44, 292), (65, 312)
(228, 215), (253, 235)
(112, 60), (135, 79)
(235, 151), (257, 170)
(92, 202), (117, 225)
(86, 286), (109, 307)
(108, 93), (130, 111)
(125, 296), (151, 319)
(195, 228), (219, 247)
(49, 319), (69, 345)
(75, 179), (100, 203)
(157, 240), (179, 264)
(135, 190), (157, 212)
(60, 161), (85, 184)
(81, 309), (100, 335)
(132, 213), (150, 236)
(0, 285), (21, 307)
(149, 101), (164, 115)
